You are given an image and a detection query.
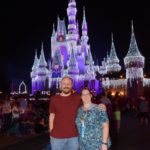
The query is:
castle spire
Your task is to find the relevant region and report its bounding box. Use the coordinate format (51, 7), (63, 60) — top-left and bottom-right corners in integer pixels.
(57, 16), (61, 34)
(106, 50), (110, 60)
(106, 34), (121, 73)
(126, 20), (143, 57)
(88, 45), (94, 64)
(87, 47), (95, 76)
(124, 21), (145, 98)
(81, 6), (89, 46)
(69, 0), (75, 2)
(63, 18), (67, 35)
(32, 49), (39, 70)
(76, 21), (79, 38)
(124, 20), (145, 80)
(109, 33), (119, 60)
(52, 47), (63, 68)
(67, 0), (78, 41)
(38, 42), (47, 67)
(52, 24), (56, 37)
(82, 7), (88, 35)
(68, 44), (79, 75)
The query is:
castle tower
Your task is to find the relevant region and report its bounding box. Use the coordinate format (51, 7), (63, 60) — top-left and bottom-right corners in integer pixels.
(52, 46), (63, 78)
(67, 0), (78, 54)
(55, 17), (68, 68)
(106, 34), (121, 74)
(86, 47), (95, 77)
(51, 24), (57, 58)
(99, 58), (107, 75)
(68, 44), (79, 75)
(81, 7), (89, 57)
(31, 0), (104, 95)
(36, 43), (49, 91)
(31, 50), (39, 94)
(124, 21), (145, 98)
(56, 17), (67, 42)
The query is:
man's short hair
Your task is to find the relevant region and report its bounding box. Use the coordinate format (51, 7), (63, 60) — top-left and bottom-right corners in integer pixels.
(61, 76), (73, 84)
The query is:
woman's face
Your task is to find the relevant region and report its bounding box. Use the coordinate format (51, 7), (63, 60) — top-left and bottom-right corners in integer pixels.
(81, 89), (92, 104)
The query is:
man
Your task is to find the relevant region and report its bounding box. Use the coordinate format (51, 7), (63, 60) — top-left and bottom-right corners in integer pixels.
(49, 76), (81, 150)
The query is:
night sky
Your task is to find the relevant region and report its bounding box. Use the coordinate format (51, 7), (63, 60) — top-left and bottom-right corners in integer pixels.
(0, 0), (150, 92)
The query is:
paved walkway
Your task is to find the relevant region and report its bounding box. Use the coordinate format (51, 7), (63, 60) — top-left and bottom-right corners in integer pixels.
(0, 112), (150, 150)
(0, 132), (49, 150)
(112, 112), (150, 150)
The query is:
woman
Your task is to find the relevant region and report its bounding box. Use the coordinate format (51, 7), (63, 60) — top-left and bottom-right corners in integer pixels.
(76, 88), (111, 150)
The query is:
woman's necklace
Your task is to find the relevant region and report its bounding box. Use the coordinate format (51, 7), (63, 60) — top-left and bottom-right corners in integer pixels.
(80, 103), (94, 138)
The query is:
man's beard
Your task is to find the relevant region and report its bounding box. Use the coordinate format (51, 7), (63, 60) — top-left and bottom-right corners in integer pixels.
(61, 87), (72, 94)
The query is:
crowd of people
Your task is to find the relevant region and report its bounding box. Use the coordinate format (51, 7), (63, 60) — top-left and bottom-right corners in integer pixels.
(0, 95), (49, 138)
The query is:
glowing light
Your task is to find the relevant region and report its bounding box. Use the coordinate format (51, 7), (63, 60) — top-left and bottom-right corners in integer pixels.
(120, 75), (123, 79)
(102, 78), (127, 89)
(111, 92), (115, 96)
(119, 91), (124, 96)
(143, 78), (150, 87)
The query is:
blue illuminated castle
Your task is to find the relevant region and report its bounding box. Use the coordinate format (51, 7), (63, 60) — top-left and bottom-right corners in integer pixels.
(31, 0), (102, 94)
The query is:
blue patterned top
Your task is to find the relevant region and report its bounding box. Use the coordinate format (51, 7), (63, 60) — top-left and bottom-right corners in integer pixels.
(76, 104), (111, 150)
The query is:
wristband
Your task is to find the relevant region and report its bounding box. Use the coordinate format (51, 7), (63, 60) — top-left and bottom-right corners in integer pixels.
(102, 142), (107, 146)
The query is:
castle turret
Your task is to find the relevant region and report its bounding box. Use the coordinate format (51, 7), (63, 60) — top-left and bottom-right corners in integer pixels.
(67, 0), (78, 41)
(56, 17), (67, 42)
(51, 24), (57, 58)
(68, 44), (79, 75)
(82, 7), (88, 37)
(81, 7), (89, 56)
(51, 46), (63, 78)
(106, 34), (121, 73)
(31, 50), (39, 94)
(124, 21), (145, 98)
(36, 43), (49, 91)
(66, 0), (79, 56)
(87, 47), (95, 78)
(52, 47), (63, 68)
(99, 58), (107, 75)
(31, 50), (39, 77)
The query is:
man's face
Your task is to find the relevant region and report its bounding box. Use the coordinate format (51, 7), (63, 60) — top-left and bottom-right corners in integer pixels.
(61, 77), (73, 94)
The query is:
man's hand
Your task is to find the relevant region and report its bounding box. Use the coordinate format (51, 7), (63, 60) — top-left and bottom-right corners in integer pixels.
(99, 104), (106, 111)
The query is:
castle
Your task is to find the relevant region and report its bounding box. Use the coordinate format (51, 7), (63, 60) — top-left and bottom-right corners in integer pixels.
(30, 0), (146, 98)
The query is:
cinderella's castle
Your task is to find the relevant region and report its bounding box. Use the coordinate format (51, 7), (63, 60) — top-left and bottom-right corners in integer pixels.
(31, 0), (102, 94)
(31, 0), (148, 98)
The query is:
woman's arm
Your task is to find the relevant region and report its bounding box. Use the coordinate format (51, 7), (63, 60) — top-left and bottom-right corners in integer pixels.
(101, 121), (109, 150)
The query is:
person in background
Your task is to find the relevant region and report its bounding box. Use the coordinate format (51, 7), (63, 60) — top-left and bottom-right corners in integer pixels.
(100, 92), (113, 120)
(76, 88), (111, 150)
(138, 96), (149, 127)
(113, 94), (121, 132)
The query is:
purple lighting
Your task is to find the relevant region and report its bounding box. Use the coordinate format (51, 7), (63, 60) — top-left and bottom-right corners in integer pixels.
(30, 0), (102, 94)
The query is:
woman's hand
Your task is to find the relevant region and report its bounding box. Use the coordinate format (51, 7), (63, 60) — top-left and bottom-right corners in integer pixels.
(101, 143), (108, 150)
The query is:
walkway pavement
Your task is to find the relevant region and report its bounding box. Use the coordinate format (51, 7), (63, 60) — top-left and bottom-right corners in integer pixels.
(0, 112), (150, 150)
(112, 112), (150, 150)
(0, 132), (49, 150)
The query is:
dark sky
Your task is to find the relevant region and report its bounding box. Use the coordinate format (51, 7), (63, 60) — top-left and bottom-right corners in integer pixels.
(0, 0), (150, 92)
